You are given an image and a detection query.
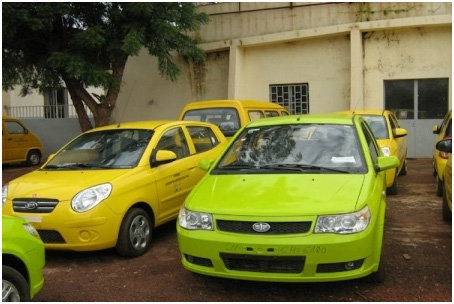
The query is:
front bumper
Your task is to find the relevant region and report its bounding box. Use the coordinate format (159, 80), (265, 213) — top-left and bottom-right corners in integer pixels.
(177, 224), (383, 282)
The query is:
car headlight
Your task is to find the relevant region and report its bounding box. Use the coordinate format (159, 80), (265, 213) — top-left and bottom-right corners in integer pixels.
(315, 206), (370, 234)
(178, 207), (213, 230)
(2, 184), (8, 205)
(381, 146), (391, 156)
(72, 183), (112, 212)
(23, 223), (41, 240)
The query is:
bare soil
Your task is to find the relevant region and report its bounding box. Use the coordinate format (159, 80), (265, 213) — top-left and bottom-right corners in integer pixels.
(2, 158), (452, 302)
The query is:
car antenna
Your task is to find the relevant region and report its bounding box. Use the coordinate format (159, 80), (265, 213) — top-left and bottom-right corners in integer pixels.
(117, 80), (137, 128)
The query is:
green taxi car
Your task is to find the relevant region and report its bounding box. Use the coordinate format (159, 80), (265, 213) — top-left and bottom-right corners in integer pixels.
(2, 215), (45, 301)
(177, 114), (399, 283)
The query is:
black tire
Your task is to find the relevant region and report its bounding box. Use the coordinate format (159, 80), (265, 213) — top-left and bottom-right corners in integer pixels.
(399, 159), (407, 176)
(386, 171), (398, 195)
(26, 150), (41, 166)
(2, 265), (30, 302)
(364, 250), (386, 284)
(442, 190), (452, 221)
(436, 176), (443, 197)
(115, 208), (153, 258)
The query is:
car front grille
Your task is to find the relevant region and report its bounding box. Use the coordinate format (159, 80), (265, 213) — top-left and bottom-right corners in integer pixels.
(37, 229), (66, 244)
(216, 220), (311, 234)
(220, 253), (305, 273)
(12, 198), (59, 213)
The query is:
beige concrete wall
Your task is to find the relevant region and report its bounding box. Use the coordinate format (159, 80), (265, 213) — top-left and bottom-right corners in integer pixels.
(115, 49), (230, 122)
(233, 35), (351, 113)
(363, 26), (452, 109)
(115, 2), (451, 122)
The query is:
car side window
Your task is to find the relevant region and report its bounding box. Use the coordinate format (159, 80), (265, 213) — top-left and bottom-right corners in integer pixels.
(5, 121), (27, 135)
(362, 122), (380, 163)
(187, 126), (220, 153)
(156, 127), (189, 159)
(264, 110), (279, 117)
(248, 111), (265, 121)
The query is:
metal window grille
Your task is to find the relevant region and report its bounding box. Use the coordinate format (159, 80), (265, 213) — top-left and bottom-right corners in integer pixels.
(269, 83), (309, 115)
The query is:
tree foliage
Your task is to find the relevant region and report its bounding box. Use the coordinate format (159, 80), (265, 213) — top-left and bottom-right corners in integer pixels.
(2, 2), (209, 131)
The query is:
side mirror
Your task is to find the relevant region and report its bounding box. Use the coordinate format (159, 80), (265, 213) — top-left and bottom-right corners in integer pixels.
(375, 156), (400, 172)
(151, 150), (177, 167)
(393, 128), (408, 138)
(198, 159), (214, 172)
(436, 139), (452, 153)
(433, 125), (441, 134)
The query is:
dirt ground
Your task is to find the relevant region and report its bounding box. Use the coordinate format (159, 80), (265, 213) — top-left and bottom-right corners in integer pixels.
(2, 158), (452, 302)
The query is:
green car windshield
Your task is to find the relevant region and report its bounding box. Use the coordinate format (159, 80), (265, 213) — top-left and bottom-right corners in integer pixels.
(215, 124), (366, 174)
(45, 129), (153, 169)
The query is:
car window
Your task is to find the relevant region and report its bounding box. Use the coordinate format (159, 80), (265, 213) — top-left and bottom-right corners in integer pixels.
(361, 122), (380, 163)
(5, 121), (27, 135)
(182, 108), (240, 130)
(187, 126), (220, 153)
(248, 110), (265, 121)
(45, 129), (152, 169)
(362, 115), (388, 139)
(156, 127), (189, 159)
(265, 110), (279, 117)
(215, 124), (365, 174)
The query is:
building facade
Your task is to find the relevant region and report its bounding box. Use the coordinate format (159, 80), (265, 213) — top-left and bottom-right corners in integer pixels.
(4, 3), (452, 157)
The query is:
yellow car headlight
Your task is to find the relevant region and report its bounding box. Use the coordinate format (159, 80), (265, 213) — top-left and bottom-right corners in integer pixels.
(178, 207), (213, 230)
(72, 183), (112, 212)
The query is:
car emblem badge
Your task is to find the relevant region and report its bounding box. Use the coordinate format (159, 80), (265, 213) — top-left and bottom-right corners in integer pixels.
(25, 202), (38, 210)
(252, 222), (271, 233)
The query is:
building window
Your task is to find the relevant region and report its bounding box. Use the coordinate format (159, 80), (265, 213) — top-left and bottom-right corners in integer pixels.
(384, 79), (449, 120)
(269, 83), (309, 115)
(43, 88), (68, 118)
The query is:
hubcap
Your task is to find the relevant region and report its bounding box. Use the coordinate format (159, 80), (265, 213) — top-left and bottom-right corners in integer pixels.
(2, 280), (21, 301)
(128, 215), (150, 250)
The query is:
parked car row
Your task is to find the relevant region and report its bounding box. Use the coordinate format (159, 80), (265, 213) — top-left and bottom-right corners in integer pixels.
(3, 101), (450, 297)
(432, 110), (452, 220)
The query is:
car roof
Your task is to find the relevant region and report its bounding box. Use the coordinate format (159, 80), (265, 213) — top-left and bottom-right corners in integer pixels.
(337, 109), (392, 116)
(85, 120), (216, 132)
(182, 99), (286, 109)
(245, 114), (357, 128)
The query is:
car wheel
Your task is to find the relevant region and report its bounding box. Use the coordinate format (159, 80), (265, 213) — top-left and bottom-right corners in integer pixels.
(442, 190), (451, 221)
(26, 150), (41, 166)
(364, 250), (386, 283)
(399, 159), (407, 176)
(2, 265), (30, 302)
(116, 208), (153, 257)
(436, 176), (443, 197)
(386, 173), (398, 195)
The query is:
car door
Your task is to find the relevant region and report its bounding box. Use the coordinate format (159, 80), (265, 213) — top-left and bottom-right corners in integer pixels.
(2, 119), (30, 162)
(153, 126), (194, 222)
(389, 113), (408, 164)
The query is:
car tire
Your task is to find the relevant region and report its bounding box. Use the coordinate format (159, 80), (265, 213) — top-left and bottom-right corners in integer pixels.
(115, 208), (153, 258)
(442, 190), (451, 221)
(386, 172), (398, 195)
(364, 250), (386, 284)
(2, 265), (30, 302)
(26, 150), (41, 166)
(399, 159), (407, 176)
(436, 176), (443, 197)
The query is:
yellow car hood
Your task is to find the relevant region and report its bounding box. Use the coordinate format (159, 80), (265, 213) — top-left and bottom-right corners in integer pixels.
(186, 174), (365, 216)
(6, 169), (133, 201)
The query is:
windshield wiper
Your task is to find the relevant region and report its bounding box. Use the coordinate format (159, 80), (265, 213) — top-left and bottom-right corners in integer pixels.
(260, 164), (350, 173)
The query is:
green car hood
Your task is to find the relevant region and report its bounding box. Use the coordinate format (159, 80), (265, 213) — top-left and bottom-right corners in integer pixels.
(186, 174), (365, 216)
(6, 168), (140, 202)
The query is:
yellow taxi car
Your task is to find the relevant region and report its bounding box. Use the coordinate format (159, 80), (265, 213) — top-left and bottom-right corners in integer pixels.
(435, 138), (452, 220)
(2, 120), (227, 257)
(2, 115), (44, 166)
(432, 110), (452, 197)
(338, 110), (408, 195)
